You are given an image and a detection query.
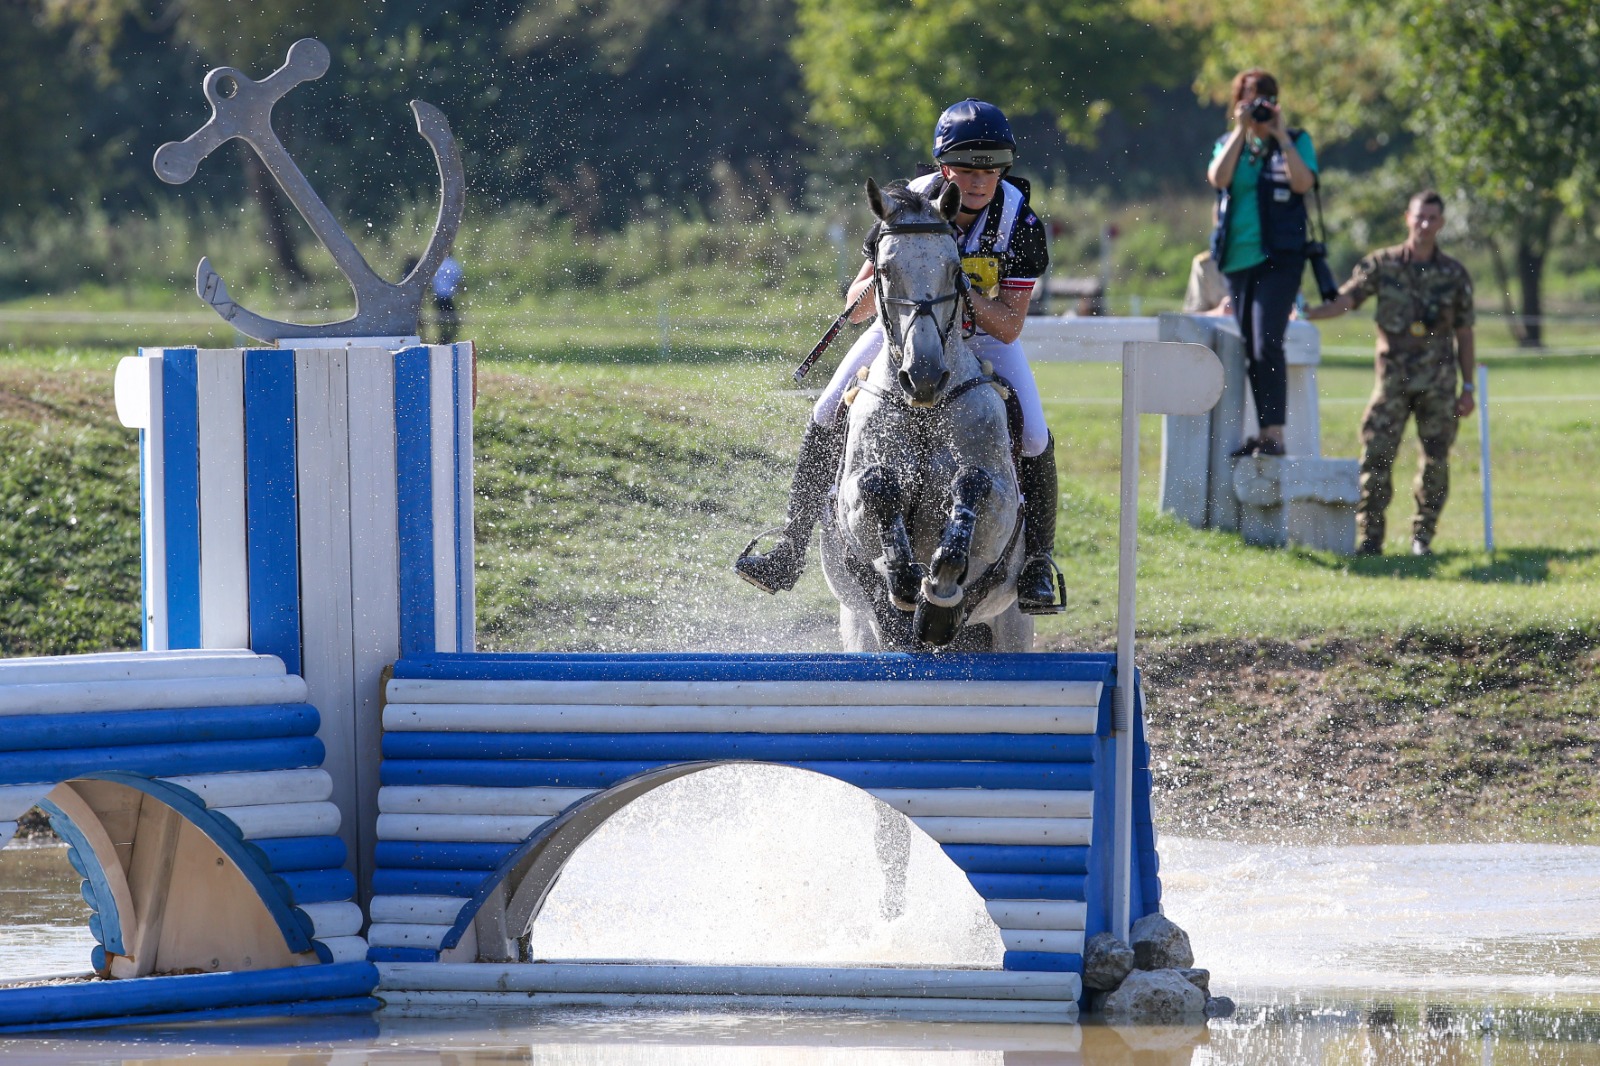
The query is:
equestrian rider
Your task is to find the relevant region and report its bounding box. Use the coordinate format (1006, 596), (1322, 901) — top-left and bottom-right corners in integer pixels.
(736, 99), (1060, 613)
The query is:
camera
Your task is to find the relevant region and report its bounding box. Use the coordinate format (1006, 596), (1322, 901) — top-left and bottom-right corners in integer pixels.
(1249, 97), (1276, 123)
(1305, 241), (1340, 302)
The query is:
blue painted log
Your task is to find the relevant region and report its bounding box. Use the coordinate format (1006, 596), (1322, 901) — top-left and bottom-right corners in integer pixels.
(251, 835), (348, 873)
(394, 347), (436, 658)
(380, 759), (1093, 792)
(279, 868), (357, 905)
(375, 840), (517, 871)
(1003, 951), (1083, 972)
(941, 844), (1089, 875)
(244, 349), (302, 675)
(0, 961), (377, 1027)
(1, 704), (319, 752)
(966, 873), (1087, 901)
(367, 946), (438, 963)
(372, 869), (491, 897)
(0, 996), (383, 1035)
(0, 737), (326, 786)
(162, 347), (202, 649)
(392, 653), (1116, 683)
(381, 732), (1097, 763)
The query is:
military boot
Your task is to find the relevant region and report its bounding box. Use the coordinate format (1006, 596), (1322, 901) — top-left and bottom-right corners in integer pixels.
(735, 418), (847, 593)
(1016, 434), (1064, 614)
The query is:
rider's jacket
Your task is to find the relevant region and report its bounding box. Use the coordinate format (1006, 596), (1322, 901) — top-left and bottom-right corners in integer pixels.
(907, 173), (1049, 302)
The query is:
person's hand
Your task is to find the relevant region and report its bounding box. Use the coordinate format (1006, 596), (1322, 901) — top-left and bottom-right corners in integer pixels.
(1456, 390), (1475, 418)
(1233, 99), (1253, 131)
(1264, 100), (1288, 140)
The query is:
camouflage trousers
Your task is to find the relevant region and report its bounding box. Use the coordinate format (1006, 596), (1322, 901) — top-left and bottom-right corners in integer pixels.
(1358, 351), (1460, 548)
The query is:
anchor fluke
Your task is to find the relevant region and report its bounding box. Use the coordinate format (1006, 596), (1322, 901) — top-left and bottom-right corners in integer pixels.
(154, 38), (465, 345)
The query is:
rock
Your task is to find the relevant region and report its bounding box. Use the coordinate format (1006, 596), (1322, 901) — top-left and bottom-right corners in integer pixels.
(1130, 912), (1194, 970)
(1082, 931), (1136, 990)
(1205, 995), (1237, 1018)
(1101, 968), (1206, 1021)
(1176, 967), (1210, 996)
(1086, 988), (1112, 1014)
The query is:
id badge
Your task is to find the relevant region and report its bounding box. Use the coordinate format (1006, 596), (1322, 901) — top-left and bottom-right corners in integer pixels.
(961, 256), (1002, 297)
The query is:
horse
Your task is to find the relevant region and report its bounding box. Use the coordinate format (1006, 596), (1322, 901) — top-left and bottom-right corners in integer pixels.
(817, 178), (1032, 653)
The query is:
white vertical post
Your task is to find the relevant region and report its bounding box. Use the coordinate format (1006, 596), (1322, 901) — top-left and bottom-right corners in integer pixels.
(1477, 364), (1493, 554)
(1112, 343), (1141, 943)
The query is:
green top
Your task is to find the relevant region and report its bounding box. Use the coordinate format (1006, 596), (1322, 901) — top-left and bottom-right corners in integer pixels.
(1213, 130), (1318, 274)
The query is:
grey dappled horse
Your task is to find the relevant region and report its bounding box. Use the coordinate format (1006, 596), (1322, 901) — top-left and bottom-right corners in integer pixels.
(818, 179), (1032, 652)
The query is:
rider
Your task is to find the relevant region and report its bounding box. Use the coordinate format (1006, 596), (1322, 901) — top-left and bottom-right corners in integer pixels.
(736, 98), (1061, 613)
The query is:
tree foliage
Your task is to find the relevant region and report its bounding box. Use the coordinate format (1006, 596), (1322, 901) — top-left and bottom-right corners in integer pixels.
(791, 0), (1194, 165)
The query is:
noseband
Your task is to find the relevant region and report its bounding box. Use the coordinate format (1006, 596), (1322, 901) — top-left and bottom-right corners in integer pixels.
(872, 220), (972, 364)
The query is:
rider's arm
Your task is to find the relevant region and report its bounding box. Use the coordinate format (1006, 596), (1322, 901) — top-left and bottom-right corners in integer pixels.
(969, 284), (1033, 344)
(846, 260), (876, 322)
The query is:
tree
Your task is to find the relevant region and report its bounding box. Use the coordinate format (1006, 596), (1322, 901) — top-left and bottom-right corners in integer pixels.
(1396, 0), (1600, 347)
(790, 0), (1194, 172)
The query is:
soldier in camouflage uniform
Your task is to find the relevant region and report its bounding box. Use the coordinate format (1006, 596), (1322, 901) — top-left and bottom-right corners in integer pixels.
(1306, 190), (1476, 555)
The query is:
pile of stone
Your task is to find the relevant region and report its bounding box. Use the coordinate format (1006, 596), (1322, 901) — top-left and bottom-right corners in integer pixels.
(1083, 913), (1236, 1020)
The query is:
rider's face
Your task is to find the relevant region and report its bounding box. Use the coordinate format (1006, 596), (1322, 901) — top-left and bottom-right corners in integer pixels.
(940, 165), (1003, 214)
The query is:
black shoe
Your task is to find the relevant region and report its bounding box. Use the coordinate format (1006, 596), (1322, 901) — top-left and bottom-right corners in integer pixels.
(1256, 438), (1285, 457)
(735, 534), (805, 594)
(1411, 538), (1433, 557)
(1230, 438), (1260, 458)
(1355, 540), (1383, 557)
(1017, 554), (1064, 615)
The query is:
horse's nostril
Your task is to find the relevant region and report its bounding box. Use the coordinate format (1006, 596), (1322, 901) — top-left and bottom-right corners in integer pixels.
(938, 371), (950, 392)
(898, 370), (914, 393)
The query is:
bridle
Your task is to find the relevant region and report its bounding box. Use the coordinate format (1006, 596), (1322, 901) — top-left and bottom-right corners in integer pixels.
(870, 219), (973, 366)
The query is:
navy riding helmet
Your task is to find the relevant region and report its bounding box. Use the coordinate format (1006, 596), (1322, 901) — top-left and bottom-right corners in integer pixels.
(933, 99), (1016, 169)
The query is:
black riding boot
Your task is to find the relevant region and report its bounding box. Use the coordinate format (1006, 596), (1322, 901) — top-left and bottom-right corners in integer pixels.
(1016, 434), (1064, 614)
(735, 418), (847, 593)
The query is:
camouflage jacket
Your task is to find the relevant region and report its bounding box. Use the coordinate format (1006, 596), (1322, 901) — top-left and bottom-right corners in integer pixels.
(1339, 244), (1475, 359)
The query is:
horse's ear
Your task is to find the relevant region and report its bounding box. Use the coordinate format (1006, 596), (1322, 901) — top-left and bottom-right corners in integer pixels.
(936, 181), (963, 223)
(866, 178), (892, 221)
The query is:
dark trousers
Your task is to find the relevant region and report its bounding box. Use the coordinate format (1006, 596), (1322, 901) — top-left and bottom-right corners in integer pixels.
(1226, 256), (1303, 428)
(434, 295), (460, 344)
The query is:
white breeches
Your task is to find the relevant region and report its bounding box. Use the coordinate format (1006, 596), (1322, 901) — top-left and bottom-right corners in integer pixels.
(812, 323), (1050, 457)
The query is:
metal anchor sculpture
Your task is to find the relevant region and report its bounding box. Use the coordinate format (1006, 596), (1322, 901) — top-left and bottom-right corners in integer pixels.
(153, 39), (465, 343)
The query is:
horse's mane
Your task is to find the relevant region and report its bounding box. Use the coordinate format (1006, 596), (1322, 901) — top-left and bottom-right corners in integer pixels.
(879, 180), (938, 220)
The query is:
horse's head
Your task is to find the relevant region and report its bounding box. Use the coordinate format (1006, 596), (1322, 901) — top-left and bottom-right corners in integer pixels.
(866, 177), (967, 407)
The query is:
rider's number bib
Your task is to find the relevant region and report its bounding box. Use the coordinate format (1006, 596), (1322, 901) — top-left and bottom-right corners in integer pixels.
(961, 256), (1002, 298)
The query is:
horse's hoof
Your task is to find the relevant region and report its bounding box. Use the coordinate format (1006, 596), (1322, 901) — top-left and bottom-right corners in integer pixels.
(914, 599), (963, 647)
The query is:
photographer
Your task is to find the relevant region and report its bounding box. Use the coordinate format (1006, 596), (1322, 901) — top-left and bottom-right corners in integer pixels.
(1305, 191), (1476, 556)
(1206, 69), (1319, 457)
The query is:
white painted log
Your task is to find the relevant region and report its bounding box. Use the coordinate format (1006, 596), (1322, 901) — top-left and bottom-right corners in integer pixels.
(0, 649), (280, 685)
(374, 990), (1077, 1020)
(298, 901), (364, 939)
(909, 816), (1092, 846)
(870, 789), (1094, 819)
(375, 813), (550, 843)
(315, 936), (370, 963)
(376, 962), (1081, 1001)
(196, 350), (250, 650)
(378, 786), (594, 817)
(160, 769), (334, 809)
(386, 678), (1101, 710)
(0, 675), (308, 716)
(213, 801), (342, 840)
(368, 923), (449, 948)
(384, 702), (1097, 735)
(369, 895), (469, 925)
(1000, 929), (1085, 955)
(0, 784), (52, 821)
(429, 344), (459, 655)
(985, 900), (1087, 931)
(0, 821), (15, 849)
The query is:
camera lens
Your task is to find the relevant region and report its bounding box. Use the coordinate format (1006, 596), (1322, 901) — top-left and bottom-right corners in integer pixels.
(1250, 98), (1274, 123)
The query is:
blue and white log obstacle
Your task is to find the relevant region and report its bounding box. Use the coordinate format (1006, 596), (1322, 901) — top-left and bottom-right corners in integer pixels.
(0, 334), (1219, 1027)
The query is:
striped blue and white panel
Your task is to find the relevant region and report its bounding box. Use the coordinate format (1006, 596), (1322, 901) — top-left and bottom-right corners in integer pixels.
(368, 653), (1156, 980)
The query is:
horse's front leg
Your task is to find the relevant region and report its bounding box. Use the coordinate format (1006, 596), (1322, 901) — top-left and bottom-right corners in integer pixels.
(855, 464), (922, 611)
(916, 466), (993, 646)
